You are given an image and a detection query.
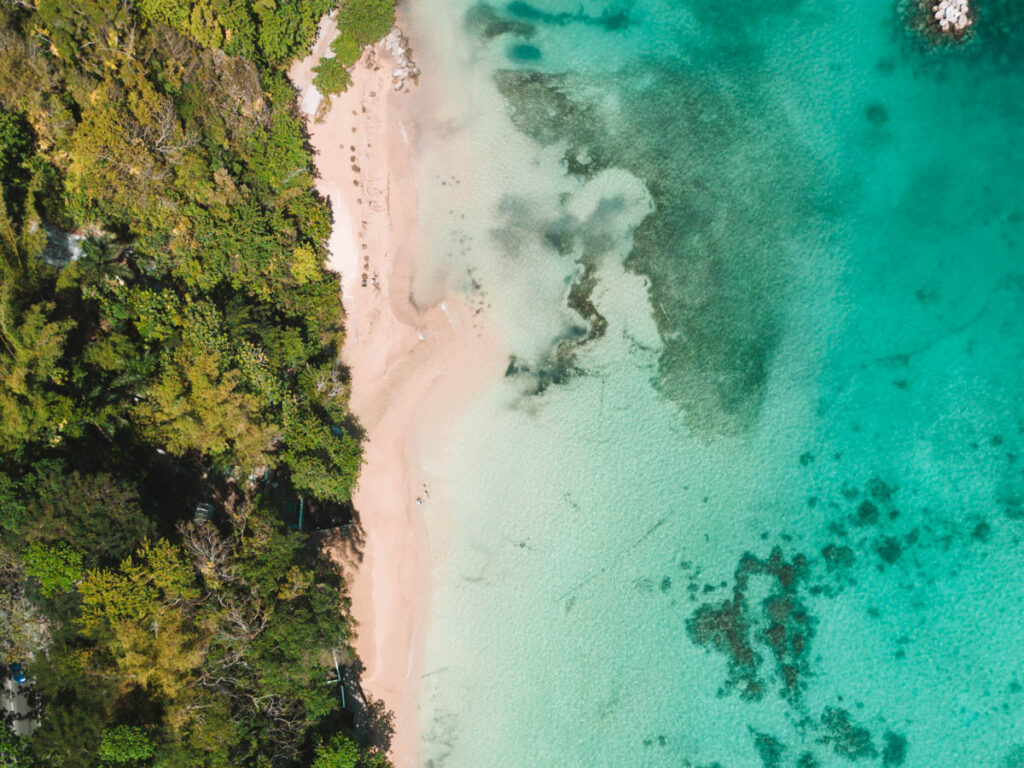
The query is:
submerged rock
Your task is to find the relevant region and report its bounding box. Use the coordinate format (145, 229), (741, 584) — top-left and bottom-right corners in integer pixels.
(818, 708), (878, 760)
(687, 547), (815, 703)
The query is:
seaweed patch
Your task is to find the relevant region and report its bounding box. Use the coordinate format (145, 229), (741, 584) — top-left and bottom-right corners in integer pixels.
(687, 547), (814, 703)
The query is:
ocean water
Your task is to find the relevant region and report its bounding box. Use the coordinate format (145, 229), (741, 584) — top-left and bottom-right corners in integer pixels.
(398, 0), (1024, 764)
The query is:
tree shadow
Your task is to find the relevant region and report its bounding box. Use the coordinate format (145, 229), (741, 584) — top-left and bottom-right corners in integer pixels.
(333, 658), (394, 755)
(363, 694), (395, 754)
(316, 517), (367, 570)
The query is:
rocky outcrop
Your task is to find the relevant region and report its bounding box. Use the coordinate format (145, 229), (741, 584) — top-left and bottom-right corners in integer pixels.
(931, 0), (971, 34)
(383, 28), (420, 91)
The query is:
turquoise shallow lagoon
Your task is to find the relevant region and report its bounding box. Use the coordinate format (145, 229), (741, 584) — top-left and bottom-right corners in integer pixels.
(399, 0), (1024, 764)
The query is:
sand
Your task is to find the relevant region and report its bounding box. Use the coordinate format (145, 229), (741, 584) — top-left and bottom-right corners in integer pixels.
(290, 19), (506, 767)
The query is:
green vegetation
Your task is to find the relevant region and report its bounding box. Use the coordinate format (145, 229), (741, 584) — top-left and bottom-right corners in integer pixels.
(98, 726), (155, 764)
(314, 53), (355, 96)
(314, 0), (395, 98)
(312, 733), (390, 768)
(0, 2), (390, 766)
(133, 0), (335, 65)
(331, 30), (365, 66)
(338, 0), (395, 46)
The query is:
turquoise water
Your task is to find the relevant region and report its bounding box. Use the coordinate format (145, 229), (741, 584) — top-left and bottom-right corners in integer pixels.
(400, 0), (1024, 764)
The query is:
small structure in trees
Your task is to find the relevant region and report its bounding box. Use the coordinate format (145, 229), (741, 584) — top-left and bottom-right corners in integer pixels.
(193, 502), (215, 524)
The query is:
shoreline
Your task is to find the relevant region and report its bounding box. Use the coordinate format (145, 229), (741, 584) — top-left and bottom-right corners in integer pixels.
(290, 21), (506, 767)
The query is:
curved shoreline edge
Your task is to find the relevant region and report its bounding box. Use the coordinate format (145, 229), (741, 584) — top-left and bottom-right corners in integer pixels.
(290, 17), (507, 767)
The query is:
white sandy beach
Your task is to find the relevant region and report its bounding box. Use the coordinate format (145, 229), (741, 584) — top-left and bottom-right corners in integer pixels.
(291, 20), (506, 767)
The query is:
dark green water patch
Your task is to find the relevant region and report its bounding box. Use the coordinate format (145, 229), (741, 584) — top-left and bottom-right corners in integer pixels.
(822, 543), (856, 572)
(687, 547), (814, 703)
(509, 43), (541, 61)
(488, 189), (621, 394)
(506, 0), (630, 30)
(615, 66), (811, 436)
(881, 731), (908, 766)
(855, 500), (880, 526)
(998, 484), (1023, 520)
(465, 3), (537, 38)
(874, 535), (903, 565)
(817, 707), (878, 760)
(566, 259), (608, 342)
(867, 477), (897, 503)
(494, 71), (607, 157)
(487, 134), (663, 395)
(492, 65), (817, 434)
(751, 729), (787, 767)
(975, 0), (1024, 70)
(712, 704), (906, 767)
(805, 465), (1024, 577)
(971, 520), (991, 542)
(503, 345), (584, 395)
(677, 467), (1024, 764)
(865, 102), (890, 126)
(685, 0), (803, 27)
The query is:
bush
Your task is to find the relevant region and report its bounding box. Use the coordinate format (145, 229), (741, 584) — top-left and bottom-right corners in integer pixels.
(331, 29), (363, 67)
(313, 734), (390, 768)
(313, 55), (354, 96)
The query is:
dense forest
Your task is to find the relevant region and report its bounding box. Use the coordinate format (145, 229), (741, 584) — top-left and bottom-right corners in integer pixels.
(0, 0), (392, 765)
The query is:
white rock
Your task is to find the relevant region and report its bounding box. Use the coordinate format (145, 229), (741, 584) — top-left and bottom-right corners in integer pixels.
(383, 27), (420, 91)
(929, 0), (971, 35)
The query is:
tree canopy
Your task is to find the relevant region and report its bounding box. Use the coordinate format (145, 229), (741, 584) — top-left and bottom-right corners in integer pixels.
(0, 1), (390, 765)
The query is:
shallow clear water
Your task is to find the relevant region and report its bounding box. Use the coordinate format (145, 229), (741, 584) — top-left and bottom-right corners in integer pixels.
(401, 0), (1024, 764)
